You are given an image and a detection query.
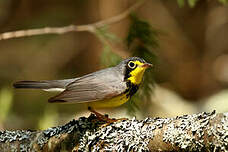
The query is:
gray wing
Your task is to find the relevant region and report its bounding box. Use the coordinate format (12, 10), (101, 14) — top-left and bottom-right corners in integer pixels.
(48, 68), (127, 103)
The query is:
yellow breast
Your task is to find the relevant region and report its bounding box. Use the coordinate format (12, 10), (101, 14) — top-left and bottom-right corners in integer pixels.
(87, 94), (129, 109)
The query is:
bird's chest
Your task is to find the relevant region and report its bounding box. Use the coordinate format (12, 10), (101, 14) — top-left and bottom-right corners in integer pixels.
(87, 82), (139, 109)
(87, 94), (129, 109)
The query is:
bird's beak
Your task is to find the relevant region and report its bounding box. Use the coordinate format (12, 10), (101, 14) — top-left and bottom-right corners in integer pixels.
(142, 63), (153, 68)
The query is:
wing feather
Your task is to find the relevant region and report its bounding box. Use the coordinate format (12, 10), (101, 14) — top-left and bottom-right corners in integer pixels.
(48, 68), (126, 103)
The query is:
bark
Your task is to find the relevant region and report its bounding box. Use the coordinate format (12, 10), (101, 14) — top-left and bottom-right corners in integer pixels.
(0, 111), (227, 152)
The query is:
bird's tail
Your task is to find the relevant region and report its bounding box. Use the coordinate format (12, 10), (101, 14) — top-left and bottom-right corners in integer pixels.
(13, 79), (75, 91)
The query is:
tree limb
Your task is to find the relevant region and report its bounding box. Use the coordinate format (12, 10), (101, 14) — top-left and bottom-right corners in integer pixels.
(0, 0), (145, 41)
(0, 111), (227, 151)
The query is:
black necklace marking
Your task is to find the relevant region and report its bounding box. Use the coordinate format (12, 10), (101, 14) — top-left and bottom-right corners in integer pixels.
(124, 81), (139, 98)
(124, 67), (131, 81)
(123, 59), (143, 98)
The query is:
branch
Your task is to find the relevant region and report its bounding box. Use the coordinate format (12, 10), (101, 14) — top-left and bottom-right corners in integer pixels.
(0, 0), (145, 40)
(0, 111), (227, 151)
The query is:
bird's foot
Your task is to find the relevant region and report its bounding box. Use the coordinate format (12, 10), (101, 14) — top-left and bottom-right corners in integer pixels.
(88, 107), (127, 124)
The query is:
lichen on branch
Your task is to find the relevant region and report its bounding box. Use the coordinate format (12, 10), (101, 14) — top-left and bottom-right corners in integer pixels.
(0, 111), (227, 152)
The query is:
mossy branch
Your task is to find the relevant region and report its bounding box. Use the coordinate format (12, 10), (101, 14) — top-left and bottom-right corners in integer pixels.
(0, 111), (227, 151)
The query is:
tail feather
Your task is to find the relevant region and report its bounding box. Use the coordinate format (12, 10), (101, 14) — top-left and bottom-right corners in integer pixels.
(13, 79), (76, 90)
(13, 81), (56, 89)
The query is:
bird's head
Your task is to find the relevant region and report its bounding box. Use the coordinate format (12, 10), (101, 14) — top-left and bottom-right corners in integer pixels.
(118, 57), (152, 85)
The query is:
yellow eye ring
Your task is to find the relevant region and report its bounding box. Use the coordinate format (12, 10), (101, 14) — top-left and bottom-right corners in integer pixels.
(128, 61), (136, 69)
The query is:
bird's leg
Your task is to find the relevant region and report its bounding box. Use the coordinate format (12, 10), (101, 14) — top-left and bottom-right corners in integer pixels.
(88, 107), (122, 123)
(88, 106), (108, 120)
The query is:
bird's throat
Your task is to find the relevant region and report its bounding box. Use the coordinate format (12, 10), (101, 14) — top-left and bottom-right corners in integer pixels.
(127, 68), (146, 85)
(124, 81), (139, 98)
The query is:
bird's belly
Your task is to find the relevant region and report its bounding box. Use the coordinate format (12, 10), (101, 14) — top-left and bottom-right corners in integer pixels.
(87, 94), (129, 109)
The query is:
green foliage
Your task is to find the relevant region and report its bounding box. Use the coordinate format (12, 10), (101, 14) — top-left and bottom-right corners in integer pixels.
(219, 0), (228, 4)
(177, 0), (185, 7)
(187, 0), (198, 7)
(176, 0), (199, 8)
(176, 0), (228, 7)
(100, 45), (122, 67)
(0, 87), (13, 124)
(95, 26), (122, 67)
(127, 14), (159, 48)
(96, 26), (120, 42)
(125, 14), (158, 116)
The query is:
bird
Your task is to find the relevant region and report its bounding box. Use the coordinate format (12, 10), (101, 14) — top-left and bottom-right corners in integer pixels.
(13, 57), (152, 121)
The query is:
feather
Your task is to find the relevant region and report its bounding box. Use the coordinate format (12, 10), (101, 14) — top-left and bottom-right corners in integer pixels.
(48, 67), (127, 103)
(13, 79), (76, 90)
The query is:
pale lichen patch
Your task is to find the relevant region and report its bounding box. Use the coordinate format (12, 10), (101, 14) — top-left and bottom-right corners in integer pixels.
(78, 118), (155, 151)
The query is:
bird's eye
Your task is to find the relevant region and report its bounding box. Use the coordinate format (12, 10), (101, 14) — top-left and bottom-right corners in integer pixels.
(128, 61), (136, 69)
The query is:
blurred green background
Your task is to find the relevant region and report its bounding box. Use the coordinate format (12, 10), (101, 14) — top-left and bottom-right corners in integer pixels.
(0, 0), (228, 130)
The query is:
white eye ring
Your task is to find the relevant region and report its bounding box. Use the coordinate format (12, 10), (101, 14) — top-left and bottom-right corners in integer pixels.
(128, 61), (136, 69)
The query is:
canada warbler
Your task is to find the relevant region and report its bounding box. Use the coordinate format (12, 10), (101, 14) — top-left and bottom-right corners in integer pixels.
(13, 57), (152, 109)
